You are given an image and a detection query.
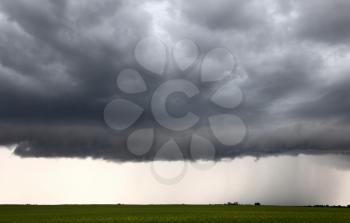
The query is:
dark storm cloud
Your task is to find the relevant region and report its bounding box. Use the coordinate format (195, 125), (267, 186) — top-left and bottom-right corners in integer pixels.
(0, 0), (151, 117)
(0, 0), (350, 162)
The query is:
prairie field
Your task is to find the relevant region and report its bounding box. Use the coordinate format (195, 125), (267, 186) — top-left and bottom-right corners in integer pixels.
(1, 205), (350, 223)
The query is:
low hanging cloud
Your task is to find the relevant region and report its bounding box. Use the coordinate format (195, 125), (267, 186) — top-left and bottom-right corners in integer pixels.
(0, 0), (350, 162)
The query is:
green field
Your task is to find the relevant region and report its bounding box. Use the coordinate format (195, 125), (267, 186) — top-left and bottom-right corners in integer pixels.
(1, 205), (350, 223)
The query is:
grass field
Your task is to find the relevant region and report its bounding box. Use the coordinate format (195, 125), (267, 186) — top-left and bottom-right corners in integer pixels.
(1, 205), (350, 223)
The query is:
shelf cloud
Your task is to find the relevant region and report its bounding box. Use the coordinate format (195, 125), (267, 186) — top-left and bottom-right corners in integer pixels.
(0, 0), (350, 162)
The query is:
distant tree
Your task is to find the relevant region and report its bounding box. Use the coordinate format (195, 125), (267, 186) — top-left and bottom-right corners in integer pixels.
(254, 202), (261, 206)
(314, 204), (330, 207)
(226, 202), (239, 206)
(347, 205), (350, 208)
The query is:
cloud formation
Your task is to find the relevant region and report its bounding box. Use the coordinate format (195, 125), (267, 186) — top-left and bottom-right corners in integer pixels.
(0, 0), (350, 161)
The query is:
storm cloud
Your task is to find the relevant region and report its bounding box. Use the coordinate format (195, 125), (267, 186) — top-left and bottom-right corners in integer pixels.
(0, 0), (350, 161)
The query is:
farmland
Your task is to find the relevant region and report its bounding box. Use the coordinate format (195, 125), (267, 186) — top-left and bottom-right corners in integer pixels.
(1, 205), (350, 223)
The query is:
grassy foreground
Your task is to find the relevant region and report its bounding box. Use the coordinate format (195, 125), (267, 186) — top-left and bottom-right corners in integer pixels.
(1, 205), (350, 223)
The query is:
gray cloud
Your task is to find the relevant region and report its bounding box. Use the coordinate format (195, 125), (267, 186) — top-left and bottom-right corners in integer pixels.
(0, 0), (350, 162)
(294, 0), (350, 45)
(175, 0), (267, 31)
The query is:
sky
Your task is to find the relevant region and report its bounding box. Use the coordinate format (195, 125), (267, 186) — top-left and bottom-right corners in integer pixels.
(1, 0), (350, 205)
